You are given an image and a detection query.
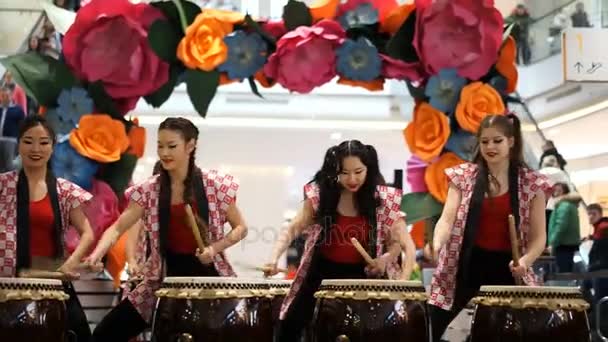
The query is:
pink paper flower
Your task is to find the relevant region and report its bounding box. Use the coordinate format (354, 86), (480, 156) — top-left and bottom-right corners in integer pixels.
(413, 0), (503, 80)
(263, 20), (346, 93)
(63, 0), (169, 115)
(65, 179), (119, 254)
(380, 54), (427, 84)
(262, 20), (287, 39)
(406, 155), (429, 193)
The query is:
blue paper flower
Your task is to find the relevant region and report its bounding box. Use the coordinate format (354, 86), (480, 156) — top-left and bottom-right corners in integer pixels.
(445, 129), (478, 161)
(217, 31), (268, 80)
(489, 75), (508, 95)
(336, 37), (381, 81)
(51, 141), (99, 190)
(338, 3), (379, 29)
(46, 87), (94, 136)
(425, 69), (467, 114)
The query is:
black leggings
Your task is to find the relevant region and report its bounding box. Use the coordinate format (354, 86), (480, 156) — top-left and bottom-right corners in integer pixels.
(63, 281), (92, 342)
(277, 257), (367, 342)
(92, 252), (219, 342)
(430, 247), (516, 342)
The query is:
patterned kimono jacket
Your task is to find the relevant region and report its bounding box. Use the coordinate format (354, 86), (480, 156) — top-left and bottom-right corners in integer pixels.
(279, 182), (405, 320)
(123, 169), (239, 323)
(0, 170), (92, 276)
(429, 163), (553, 311)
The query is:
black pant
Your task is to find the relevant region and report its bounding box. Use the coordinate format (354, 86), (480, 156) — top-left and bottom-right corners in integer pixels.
(554, 245), (578, 273)
(63, 281), (92, 342)
(91, 299), (148, 342)
(277, 257), (366, 342)
(92, 251), (219, 341)
(430, 247), (515, 342)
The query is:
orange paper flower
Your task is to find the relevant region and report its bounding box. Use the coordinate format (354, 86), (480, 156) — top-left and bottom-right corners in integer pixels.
(70, 114), (130, 163)
(380, 3), (415, 35)
(337, 77), (384, 91)
(404, 102), (450, 162)
(496, 36), (518, 94)
(255, 70), (276, 88)
(309, 0), (340, 21)
(219, 72), (238, 85)
(200, 9), (245, 24)
(425, 152), (465, 203)
(455, 82), (506, 133)
(127, 123), (146, 158)
(177, 11), (235, 71)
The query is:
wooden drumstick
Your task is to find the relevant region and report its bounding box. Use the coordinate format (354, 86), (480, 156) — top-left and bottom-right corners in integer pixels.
(255, 265), (289, 273)
(18, 269), (67, 280)
(508, 214), (523, 285)
(184, 204), (206, 251)
(351, 237), (375, 266)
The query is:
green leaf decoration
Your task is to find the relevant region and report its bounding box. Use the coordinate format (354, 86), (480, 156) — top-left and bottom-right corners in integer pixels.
(282, 0), (312, 31)
(247, 76), (263, 99)
(401, 192), (444, 225)
(87, 81), (121, 119)
(0, 52), (78, 107)
(151, 0), (201, 30)
(385, 11), (418, 63)
(144, 65), (183, 108)
(245, 14), (277, 50)
(185, 68), (220, 117)
(98, 153), (138, 196)
(148, 19), (181, 62)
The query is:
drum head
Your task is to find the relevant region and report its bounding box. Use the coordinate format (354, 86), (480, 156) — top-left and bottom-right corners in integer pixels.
(162, 277), (269, 286)
(320, 279), (424, 288)
(478, 285), (582, 295)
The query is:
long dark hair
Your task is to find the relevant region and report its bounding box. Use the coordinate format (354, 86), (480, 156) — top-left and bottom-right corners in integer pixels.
(458, 114), (526, 282)
(157, 117), (208, 255)
(310, 140), (385, 257)
(16, 115), (63, 270)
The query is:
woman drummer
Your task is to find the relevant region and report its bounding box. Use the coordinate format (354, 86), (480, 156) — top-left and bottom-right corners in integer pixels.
(0, 115), (95, 341)
(264, 140), (416, 341)
(86, 117), (248, 341)
(429, 114), (553, 341)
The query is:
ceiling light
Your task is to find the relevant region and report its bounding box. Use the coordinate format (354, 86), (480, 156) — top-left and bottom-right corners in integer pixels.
(538, 99), (608, 129)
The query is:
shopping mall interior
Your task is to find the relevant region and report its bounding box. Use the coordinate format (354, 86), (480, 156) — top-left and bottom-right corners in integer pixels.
(0, 0), (607, 341)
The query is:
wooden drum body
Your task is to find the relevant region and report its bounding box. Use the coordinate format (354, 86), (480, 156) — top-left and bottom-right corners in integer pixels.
(471, 285), (591, 342)
(0, 277), (68, 341)
(266, 279), (292, 324)
(312, 279), (429, 342)
(152, 277), (273, 342)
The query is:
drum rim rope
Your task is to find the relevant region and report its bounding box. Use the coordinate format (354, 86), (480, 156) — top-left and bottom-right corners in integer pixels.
(0, 277), (63, 286)
(264, 279), (292, 295)
(472, 286), (589, 311)
(0, 277), (69, 302)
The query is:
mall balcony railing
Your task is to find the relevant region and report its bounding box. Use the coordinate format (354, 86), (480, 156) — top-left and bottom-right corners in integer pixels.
(524, 0), (605, 64)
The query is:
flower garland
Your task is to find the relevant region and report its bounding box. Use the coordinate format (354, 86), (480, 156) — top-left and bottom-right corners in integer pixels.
(0, 0), (519, 227)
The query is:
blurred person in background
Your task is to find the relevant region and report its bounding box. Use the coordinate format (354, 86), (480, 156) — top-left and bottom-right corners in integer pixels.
(506, 4), (532, 65)
(571, 2), (592, 27)
(548, 182), (581, 273)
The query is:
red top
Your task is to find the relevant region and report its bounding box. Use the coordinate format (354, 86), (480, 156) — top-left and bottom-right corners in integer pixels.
(593, 219), (608, 240)
(475, 192), (513, 252)
(321, 214), (370, 263)
(167, 203), (199, 254)
(29, 194), (56, 257)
